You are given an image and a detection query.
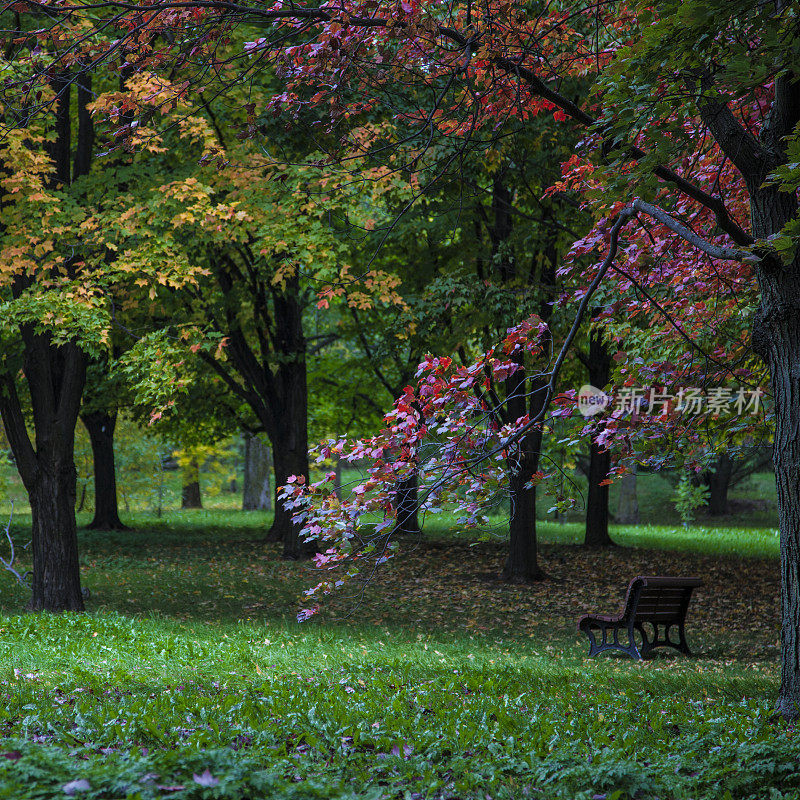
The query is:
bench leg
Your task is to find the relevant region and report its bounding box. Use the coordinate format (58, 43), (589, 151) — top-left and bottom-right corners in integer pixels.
(636, 622), (693, 657)
(677, 624), (692, 656)
(580, 622), (642, 659)
(635, 623), (653, 658)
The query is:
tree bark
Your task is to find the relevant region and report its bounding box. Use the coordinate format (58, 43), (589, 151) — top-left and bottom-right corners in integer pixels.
(585, 440), (612, 546)
(739, 93), (800, 718)
(705, 451), (733, 516)
(759, 298), (800, 719)
(0, 338), (87, 612)
(270, 441), (313, 559)
(504, 445), (545, 582)
(181, 458), (202, 509)
(616, 467), (639, 524)
(28, 460), (85, 611)
(487, 173), (550, 583)
(81, 410), (128, 530)
(502, 356), (546, 582)
(755, 259), (800, 719)
(243, 432), (272, 510)
(584, 325), (614, 547)
(392, 471), (420, 534)
(264, 279), (315, 558)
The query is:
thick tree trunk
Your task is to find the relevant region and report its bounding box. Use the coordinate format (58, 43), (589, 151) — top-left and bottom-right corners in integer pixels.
(504, 442), (545, 582)
(696, 68), (800, 719)
(616, 467), (640, 524)
(585, 441), (613, 546)
(705, 451), (733, 516)
(262, 279), (316, 560)
(81, 411), (128, 530)
(243, 433), (272, 510)
(270, 443), (313, 559)
(28, 463), (84, 611)
(747, 153), (800, 720)
(0, 338), (87, 612)
(181, 458), (202, 509)
(584, 326), (614, 547)
(499, 238), (555, 582)
(757, 281), (800, 720)
(392, 471), (420, 534)
(762, 310), (800, 720)
(502, 367), (545, 583)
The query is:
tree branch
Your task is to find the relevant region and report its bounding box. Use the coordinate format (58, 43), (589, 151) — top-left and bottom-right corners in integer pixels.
(0, 373), (37, 488)
(697, 96), (776, 187)
(630, 199), (753, 261)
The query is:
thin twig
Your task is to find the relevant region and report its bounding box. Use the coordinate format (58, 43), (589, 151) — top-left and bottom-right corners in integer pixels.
(0, 504), (31, 589)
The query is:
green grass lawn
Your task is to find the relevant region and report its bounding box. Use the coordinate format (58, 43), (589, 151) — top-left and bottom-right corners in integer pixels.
(0, 510), (795, 799)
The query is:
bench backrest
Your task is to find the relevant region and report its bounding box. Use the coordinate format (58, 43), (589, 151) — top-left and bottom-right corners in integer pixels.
(621, 576), (701, 624)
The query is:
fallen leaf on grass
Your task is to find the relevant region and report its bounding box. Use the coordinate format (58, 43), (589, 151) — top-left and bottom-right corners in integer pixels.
(390, 744), (414, 758)
(63, 779), (90, 795)
(193, 769), (220, 787)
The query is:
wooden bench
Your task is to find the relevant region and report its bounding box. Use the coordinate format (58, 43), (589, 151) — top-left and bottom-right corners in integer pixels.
(577, 576), (702, 660)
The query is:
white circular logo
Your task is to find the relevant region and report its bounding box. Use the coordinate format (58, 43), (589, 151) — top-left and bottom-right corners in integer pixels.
(577, 384), (610, 417)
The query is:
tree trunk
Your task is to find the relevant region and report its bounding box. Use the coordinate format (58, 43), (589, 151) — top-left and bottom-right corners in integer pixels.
(0, 338), (87, 612)
(270, 443), (314, 559)
(76, 484), (87, 514)
(501, 354), (545, 581)
(584, 325), (614, 547)
(263, 278), (316, 560)
(705, 451), (733, 516)
(499, 233), (554, 582)
(181, 458), (202, 509)
(760, 305), (800, 720)
(81, 410), (128, 530)
(392, 471), (420, 534)
(503, 443), (545, 582)
(502, 367), (545, 583)
(203, 248), (315, 559)
(28, 462), (85, 611)
(746, 142), (800, 719)
(499, 233), (555, 582)
(616, 467), (640, 524)
(585, 440), (613, 546)
(243, 432), (272, 510)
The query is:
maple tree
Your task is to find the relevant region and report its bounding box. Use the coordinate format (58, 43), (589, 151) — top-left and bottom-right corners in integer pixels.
(0, 71), (96, 610)
(3, 0), (800, 718)
(88, 73), (409, 556)
(0, 26), (209, 608)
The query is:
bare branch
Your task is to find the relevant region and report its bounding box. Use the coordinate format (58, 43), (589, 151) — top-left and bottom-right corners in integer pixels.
(0, 505), (31, 590)
(630, 199), (753, 262)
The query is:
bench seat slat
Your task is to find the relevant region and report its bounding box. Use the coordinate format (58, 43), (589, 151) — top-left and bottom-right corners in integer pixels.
(635, 604), (684, 614)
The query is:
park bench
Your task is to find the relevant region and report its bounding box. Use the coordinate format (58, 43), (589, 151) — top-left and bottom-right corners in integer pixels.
(577, 576), (702, 660)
